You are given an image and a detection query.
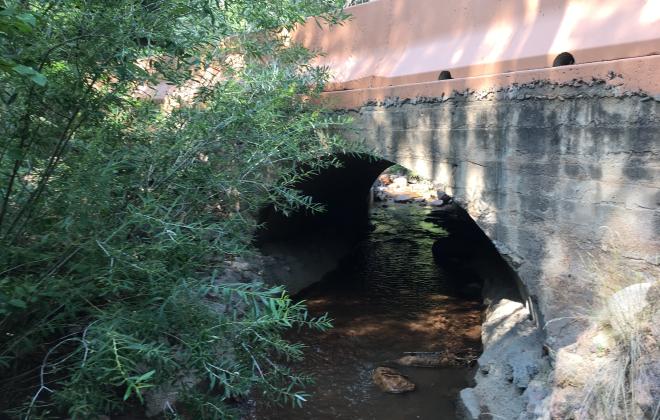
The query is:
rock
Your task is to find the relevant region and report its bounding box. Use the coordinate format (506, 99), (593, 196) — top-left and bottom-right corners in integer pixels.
(228, 259), (251, 271)
(479, 363), (491, 375)
(145, 372), (198, 417)
(372, 367), (416, 393)
(393, 194), (414, 203)
(606, 282), (652, 333)
(394, 352), (448, 367)
(392, 176), (407, 188)
(553, 345), (587, 388)
(217, 268), (243, 284)
(378, 174), (392, 185)
(468, 299), (546, 419)
(549, 312), (660, 419)
(457, 388), (481, 419)
(634, 349), (660, 418)
(549, 386), (582, 419)
(439, 193), (454, 204)
(429, 199), (445, 207)
(521, 379), (550, 418)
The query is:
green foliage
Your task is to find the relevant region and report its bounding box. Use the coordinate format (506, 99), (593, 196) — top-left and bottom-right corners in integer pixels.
(0, 0), (353, 417)
(0, 4), (47, 85)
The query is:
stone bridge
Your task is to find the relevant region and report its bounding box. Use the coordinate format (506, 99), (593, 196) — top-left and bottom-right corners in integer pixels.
(294, 0), (660, 343)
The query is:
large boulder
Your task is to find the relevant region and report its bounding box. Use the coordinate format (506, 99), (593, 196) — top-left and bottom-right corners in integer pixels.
(457, 388), (481, 420)
(606, 282), (653, 333)
(458, 299), (547, 419)
(391, 176), (408, 188)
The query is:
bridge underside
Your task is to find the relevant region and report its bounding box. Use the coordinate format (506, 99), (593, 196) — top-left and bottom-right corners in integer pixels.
(257, 153), (525, 305)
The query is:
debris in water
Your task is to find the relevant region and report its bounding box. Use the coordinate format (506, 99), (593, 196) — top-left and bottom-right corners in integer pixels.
(395, 352), (448, 367)
(372, 367), (416, 394)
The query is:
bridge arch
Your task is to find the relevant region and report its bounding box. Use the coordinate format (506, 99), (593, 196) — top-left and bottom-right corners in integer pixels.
(335, 85), (659, 342)
(257, 153), (527, 309)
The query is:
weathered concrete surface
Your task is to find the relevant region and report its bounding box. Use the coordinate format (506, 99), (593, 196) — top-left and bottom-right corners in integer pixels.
(334, 80), (660, 418)
(338, 81), (660, 346)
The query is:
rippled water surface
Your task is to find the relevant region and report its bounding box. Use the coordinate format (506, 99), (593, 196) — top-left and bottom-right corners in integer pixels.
(257, 203), (483, 420)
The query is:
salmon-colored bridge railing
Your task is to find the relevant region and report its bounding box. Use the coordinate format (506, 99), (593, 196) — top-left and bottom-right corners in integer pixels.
(293, 0), (660, 96)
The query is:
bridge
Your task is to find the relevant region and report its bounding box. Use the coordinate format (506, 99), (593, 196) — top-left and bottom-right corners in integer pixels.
(292, 0), (660, 337)
(285, 3), (660, 415)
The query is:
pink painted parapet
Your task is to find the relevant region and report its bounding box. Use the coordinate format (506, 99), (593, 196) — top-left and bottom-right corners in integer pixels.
(321, 55), (660, 109)
(294, 0), (660, 92)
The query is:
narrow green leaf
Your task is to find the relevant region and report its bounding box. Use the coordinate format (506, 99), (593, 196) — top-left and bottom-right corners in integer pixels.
(16, 13), (36, 28)
(29, 72), (47, 86)
(12, 65), (47, 86)
(123, 385), (135, 401)
(8, 299), (27, 309)
(136, 370), (156, 382)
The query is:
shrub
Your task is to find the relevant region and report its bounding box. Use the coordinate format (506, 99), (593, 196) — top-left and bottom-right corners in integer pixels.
(0, 0), (355, 417)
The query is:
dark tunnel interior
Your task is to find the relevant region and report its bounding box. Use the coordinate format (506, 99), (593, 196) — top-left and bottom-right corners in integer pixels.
(256, 153), (526, 305)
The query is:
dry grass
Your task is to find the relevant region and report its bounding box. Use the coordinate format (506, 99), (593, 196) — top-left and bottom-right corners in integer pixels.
(575, 231), (659, 420)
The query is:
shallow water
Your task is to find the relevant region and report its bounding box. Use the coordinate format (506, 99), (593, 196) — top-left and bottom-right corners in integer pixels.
(257, 203), (483, 420)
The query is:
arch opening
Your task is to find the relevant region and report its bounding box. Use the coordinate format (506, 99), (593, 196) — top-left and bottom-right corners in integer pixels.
(257, 153), (524, 303)
(255, 154), (528, 419)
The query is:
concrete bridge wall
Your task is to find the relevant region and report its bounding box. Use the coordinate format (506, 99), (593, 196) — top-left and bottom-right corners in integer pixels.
(339, 81), (660, 344)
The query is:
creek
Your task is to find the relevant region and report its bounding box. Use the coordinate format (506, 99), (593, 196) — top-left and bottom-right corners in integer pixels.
(256, 202), (485, 419)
